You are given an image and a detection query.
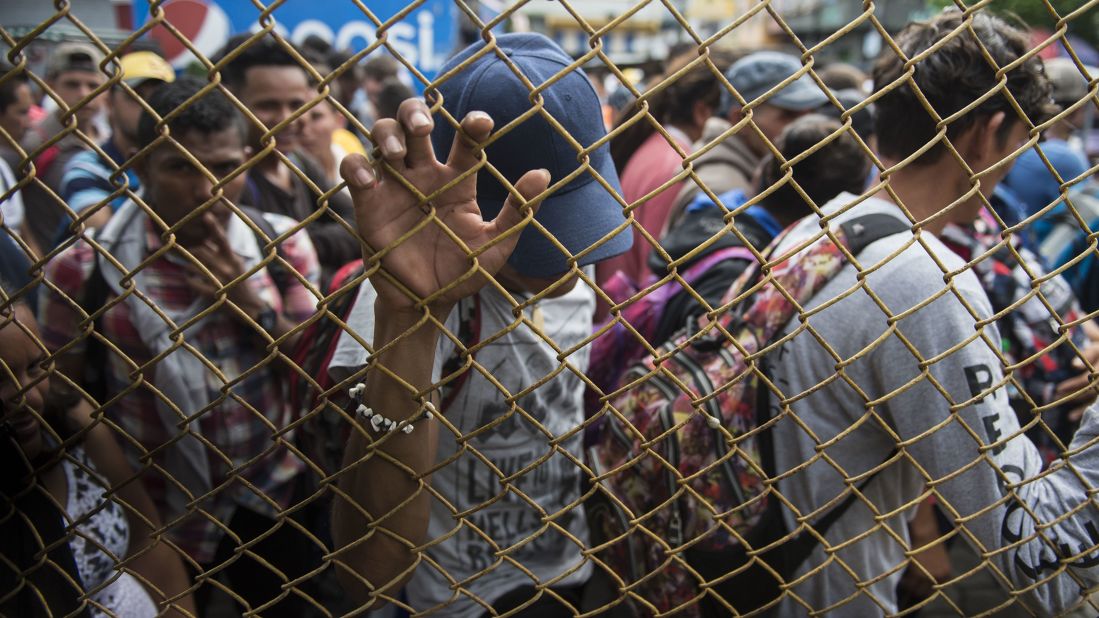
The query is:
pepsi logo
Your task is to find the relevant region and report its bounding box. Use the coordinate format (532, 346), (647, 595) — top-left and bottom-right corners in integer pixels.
(147, 0), (231, 67)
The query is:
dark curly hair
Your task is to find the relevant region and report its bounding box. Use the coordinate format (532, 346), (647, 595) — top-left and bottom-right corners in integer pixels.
(214, 33), (307, 91)
(0, 62), (28, 114)
(757, 114), (871, 222)
(136, 75), (247, 149)
(872, 9), (1054, 165)
(610, 49), (737, 172)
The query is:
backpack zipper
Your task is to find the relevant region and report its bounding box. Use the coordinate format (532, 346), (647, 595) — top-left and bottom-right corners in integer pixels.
(648, 369), (687, 547)
(675, 349), (747, 509)
(611, 366), (688, 547)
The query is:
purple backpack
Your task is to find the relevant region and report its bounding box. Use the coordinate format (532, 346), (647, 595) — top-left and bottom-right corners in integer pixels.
(586, 246), (758, 418)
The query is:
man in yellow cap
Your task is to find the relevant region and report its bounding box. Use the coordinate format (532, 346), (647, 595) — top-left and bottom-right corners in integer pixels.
(56, 50), (175, 242)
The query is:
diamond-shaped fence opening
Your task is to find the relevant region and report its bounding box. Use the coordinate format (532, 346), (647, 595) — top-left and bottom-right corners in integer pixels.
(2, 0), (1099, 616)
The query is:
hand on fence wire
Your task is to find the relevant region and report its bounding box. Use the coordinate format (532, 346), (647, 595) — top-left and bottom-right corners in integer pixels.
(340, 98), (550, 314)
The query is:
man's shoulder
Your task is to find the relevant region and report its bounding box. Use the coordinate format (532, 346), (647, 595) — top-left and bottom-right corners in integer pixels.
(60, 148), (114, 193)
(253, 210), (320, 261)
(786, 198), (981, 304)
(63, 146), (110, 173)
(255, 210), (302, 234)
(21, 118), (53, 151)
(856, 231), (992, 325)
(0, 147), (19, 170)
(690, 126), (757, 182)
(698, 116), (732, 143)
(289, 151), (330, 187)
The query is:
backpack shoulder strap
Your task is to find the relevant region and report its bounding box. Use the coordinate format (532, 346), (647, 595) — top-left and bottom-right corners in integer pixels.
(754, 212), (909, 576)
(838, 213), (911, 255)
(241, 204), (279, 239)
(679, 245), (758, 283)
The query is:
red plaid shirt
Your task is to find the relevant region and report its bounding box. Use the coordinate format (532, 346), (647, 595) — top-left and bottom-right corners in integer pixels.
(41, 212), (320, 563)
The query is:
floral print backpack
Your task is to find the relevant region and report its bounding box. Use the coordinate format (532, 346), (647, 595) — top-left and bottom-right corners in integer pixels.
(586, 214), (909, 616)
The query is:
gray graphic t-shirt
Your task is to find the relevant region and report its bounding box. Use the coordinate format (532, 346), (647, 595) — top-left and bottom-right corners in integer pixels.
(330, 277), (595, 616)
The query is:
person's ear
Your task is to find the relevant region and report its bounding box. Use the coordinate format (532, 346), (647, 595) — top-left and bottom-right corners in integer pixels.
(974, 111), (1006, 166)
(726, 106), (745, 125)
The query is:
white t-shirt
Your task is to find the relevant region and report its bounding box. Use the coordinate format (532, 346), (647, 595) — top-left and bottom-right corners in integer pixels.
(0, 155), (24, 233)
(330, 276), (595, 617)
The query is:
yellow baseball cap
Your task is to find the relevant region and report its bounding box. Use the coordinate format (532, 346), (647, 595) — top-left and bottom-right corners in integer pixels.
(120, 51), (175, 86)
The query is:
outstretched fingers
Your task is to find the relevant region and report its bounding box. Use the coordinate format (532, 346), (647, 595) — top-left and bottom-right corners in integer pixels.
(397, 98), (436, 168)
(447, 111), (494, 174)
(488, 168), (551, 242)
(371, 118), (407, 170)
(340, 153), (378, 194)
(340, 153), (381, 251)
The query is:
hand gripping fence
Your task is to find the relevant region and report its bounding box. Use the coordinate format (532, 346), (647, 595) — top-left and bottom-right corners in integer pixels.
(2, 0), (1099, 616)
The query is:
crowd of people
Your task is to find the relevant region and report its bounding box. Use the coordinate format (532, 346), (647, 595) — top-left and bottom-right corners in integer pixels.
(4, 7), (1099, 618)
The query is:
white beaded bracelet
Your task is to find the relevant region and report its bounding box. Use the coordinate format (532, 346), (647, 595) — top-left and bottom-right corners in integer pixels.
(348, 382), (435, 435)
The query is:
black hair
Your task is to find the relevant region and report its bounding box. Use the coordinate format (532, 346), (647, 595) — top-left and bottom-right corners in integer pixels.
(610, 49), (737, 172)
(329, 48), (360, 80)
(818, 63), (868, 93)
(757, 114), (872, 223)
(214, 33), (307, 91)
(328, 48), (362, 106)
(301, 34), (331, 58)
(136, 75), (247, 150)
(0, 63), (29, 113)
(816, 88), (876, 142)
(873, 9), (1054, 165)
(375, 77), (415, 121)
(363, 54), (400, 82)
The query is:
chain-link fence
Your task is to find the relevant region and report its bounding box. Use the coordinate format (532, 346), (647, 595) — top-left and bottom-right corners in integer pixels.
(3, 0), (1099, 616)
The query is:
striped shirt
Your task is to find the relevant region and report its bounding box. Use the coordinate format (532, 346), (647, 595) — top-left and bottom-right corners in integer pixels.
(40, 209), (319, 563)
(58, 139), (136, 239)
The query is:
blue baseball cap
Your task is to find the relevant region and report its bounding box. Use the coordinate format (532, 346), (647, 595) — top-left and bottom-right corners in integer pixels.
(1003, 140), (1090, 217)
(430, 33), (631, 278)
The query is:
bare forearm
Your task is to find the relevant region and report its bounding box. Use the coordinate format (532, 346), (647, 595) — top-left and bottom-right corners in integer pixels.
(332, 301), (448, 607)
(128, 541), (196, 617)
(79, 413), (196, 617)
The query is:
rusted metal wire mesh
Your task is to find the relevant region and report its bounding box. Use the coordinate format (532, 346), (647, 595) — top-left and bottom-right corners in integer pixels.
(3, 0), (1099, 616)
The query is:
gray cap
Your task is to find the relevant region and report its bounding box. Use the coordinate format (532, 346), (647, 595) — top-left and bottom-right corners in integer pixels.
(46, 41), (104, 79)
(1044, 57), (1089, 105)
(720, 50), (828, 114)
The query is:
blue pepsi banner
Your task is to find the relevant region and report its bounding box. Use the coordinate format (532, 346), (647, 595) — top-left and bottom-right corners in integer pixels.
(131, 0), (459, 84)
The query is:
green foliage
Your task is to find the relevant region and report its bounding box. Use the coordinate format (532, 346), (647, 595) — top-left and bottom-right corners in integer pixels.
(929, 0), (1099, 48)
